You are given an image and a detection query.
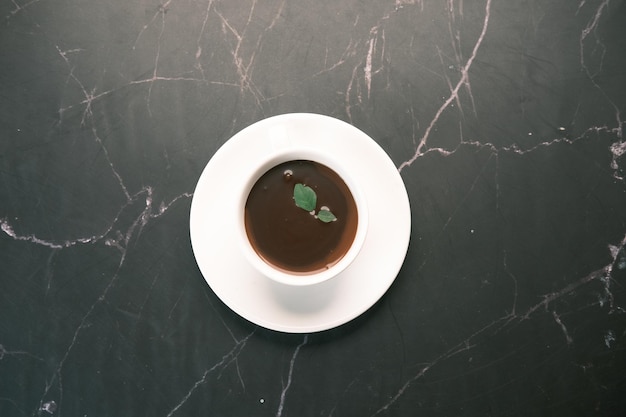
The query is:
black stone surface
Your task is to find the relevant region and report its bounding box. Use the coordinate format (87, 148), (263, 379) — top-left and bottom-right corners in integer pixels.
(2, 1), (625, 416)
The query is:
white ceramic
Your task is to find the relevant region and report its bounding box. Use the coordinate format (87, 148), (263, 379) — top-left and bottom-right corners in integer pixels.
(237, 148), (369, 287)
(190, 113), (411, 333)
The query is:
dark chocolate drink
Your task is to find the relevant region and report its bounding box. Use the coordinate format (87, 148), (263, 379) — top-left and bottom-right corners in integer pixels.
(244, 160), (358, 274)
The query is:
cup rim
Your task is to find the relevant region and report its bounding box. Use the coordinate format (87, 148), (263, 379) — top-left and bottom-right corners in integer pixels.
(238, 149), (369, 287)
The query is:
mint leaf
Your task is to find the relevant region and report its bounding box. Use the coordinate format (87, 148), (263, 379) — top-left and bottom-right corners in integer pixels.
(317, 209), (337, 223)
(293, 183), (339, 223)
(293, 183), (316, 212)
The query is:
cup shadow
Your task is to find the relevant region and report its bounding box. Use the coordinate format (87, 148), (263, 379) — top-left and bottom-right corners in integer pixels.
(266, 275), (339, 314)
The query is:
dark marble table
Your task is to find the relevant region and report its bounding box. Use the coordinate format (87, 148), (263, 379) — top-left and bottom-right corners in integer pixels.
(2, 1), (625, 416)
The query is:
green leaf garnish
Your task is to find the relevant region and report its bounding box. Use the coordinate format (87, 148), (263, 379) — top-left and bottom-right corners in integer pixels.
(293, 183), (338, 223)
(293, 183), (316, 212)
(317, 209), (337, 223)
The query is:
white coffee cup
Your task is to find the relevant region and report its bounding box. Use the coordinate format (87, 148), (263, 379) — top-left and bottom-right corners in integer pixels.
(238, 147), (369, 287)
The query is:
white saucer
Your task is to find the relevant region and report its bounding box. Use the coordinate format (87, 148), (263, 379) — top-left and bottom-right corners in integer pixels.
(189, 113), (411, 333)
